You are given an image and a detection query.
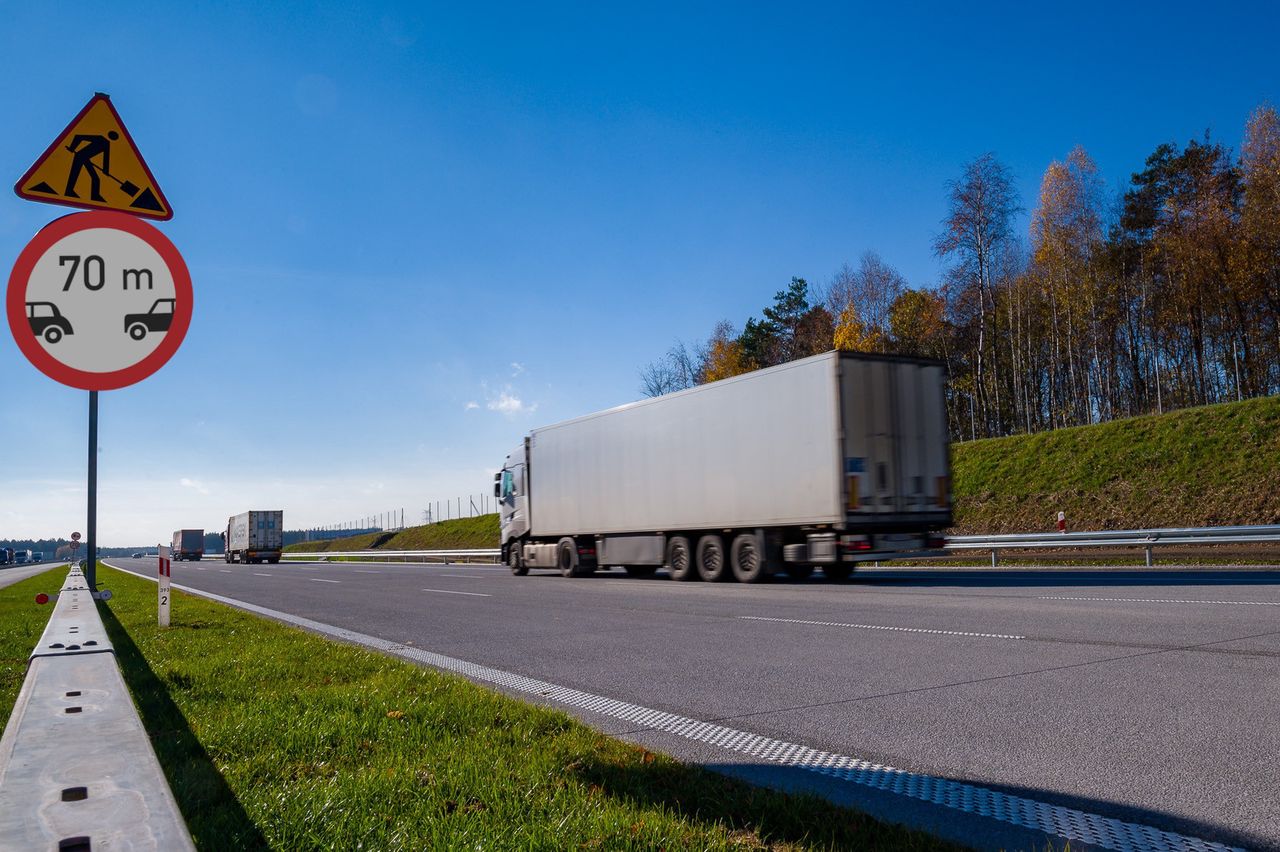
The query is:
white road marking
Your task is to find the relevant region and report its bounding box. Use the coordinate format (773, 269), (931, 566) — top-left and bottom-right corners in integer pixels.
(421, 587), (491, 597)
(309, 578), (341, 584)
(253, 572), (272, 577)
(1040, 596), (1280, 606)
(219, 569), (231, 573)
(354, 569), (381, 574)
(738, 615), (1025, 640)
(196, 566), (205, 571)
(102, 563), (1241, 852)
(441, 573), (485, 578)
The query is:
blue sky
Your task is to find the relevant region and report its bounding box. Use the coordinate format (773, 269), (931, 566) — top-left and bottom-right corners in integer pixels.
(1, 1), (1276, 544)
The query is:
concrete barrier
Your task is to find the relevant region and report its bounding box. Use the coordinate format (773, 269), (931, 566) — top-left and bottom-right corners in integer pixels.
(0, 566), (194, 850)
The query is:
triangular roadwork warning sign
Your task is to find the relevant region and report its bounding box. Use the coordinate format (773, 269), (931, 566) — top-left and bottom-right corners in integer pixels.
(14, 93), (172, 220)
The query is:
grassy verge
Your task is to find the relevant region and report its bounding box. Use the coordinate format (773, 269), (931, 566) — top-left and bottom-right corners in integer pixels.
(0, 566), (66, 728)
(66, 565), (955, 850)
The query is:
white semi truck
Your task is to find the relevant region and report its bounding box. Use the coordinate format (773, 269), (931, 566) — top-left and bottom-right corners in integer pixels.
(496, 351), (951, 583)
(224, 511), (283, 564)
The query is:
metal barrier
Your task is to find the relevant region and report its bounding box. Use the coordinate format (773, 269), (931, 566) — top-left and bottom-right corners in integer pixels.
(284, 524), (1280, 569)
(282, 548), (501, 564)
(0, 566), (194, 850)
(946, 524), (1280, 566)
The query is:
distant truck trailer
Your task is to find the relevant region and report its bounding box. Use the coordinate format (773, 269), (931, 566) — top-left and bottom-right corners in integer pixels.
(13, 550), (31, 565)
(170, 529), (205, 561)
(0, 547), (13, 566)
(497, 351), (951, 582)
(225, 511), (283, 564)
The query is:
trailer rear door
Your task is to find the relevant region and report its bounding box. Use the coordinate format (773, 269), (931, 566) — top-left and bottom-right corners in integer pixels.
(839, 356), (950, 527)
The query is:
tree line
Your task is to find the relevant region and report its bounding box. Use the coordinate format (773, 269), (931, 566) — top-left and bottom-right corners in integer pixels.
(641, 104), (1280, 441)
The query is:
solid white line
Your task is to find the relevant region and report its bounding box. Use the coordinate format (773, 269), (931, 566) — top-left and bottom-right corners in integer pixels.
(738, 615), (1025, 640)
(309, 578), (341, 584)
(98, 559), (1239, 852)
(421, 587), (491, 597)
(253, 573), (272, 577)
(1040, 595), (1280, 606)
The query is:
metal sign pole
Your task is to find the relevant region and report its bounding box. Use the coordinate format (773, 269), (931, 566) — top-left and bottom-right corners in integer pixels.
(86, 390), (97, 591)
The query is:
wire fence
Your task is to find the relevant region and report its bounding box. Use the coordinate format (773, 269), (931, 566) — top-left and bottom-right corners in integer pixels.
(294, 496), (496, 543)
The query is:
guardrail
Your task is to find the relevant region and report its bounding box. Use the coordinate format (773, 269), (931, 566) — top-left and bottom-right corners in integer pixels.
(0, 566), (194, 849)
(282, 524), (1280, 569)
(281, 548), (501, 564)
(945, 524), (1280, 566)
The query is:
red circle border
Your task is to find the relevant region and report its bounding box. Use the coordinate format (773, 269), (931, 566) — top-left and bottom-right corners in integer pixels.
(6, 211), (192, 391)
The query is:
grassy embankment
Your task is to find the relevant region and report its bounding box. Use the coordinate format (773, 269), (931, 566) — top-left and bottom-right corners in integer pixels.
(284, 395), (1280, 554)
(0, 566), (954, 850)
(951, 394), (1280, 534)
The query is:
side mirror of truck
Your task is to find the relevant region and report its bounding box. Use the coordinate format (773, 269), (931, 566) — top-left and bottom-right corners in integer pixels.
(493, 474), (501, 498)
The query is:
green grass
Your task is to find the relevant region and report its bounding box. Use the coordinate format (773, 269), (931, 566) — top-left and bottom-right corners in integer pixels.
(285, 514), (498, 553)
(0, 564), (954, 851)
(0, 567), (66, 729)
(953, 395), (1280, 533)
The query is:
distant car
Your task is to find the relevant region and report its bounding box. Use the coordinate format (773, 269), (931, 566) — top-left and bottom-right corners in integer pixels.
(131, 552), (144, 558)
(27, 301), (74, 344)
(124, 299), (175, 340)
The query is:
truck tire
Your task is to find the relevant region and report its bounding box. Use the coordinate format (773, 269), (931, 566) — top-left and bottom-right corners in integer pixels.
(696, 535), (729, 582)
(508, 545), (528, 576)
(558, 538), (591, 578)
(787, 564), (815, 580)
(730, 533), (767, 583)
(624, 565), (658, 577)
(823, 564), (852, 581)
(224, 552), (231, 564)
(666, 536), (696, 581)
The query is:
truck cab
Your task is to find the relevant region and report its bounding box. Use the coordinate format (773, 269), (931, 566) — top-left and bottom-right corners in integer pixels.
(496, 442), (532, 572)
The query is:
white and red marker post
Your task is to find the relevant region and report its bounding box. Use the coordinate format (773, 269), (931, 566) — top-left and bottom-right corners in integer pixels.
(158, 545), (172, 627)
(1057, 511), (1067, 534)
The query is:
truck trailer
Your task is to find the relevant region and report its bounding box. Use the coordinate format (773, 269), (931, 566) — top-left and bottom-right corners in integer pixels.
(496, 351), (951, 582)
(224, 511), (283, 564)
(170, 529), (205, 561)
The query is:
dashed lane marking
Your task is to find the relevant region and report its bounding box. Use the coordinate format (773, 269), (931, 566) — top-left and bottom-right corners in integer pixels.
(309, 578), (341, 584)
(421, 588), (491, 597)
(1040, 596), (1280, 606)
(739, 615), (1025, 640)
(101, 563), (1242, 852)
(253, 573), (272, 577)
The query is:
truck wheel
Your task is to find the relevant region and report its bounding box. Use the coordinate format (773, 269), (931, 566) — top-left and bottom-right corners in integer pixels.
(823, 564), (853, 581)
(666, 536), (696, 581)
(787, 564), (815, 580)
(624, 565), (658, 577)
(730, 533), (767, 583)
(508, 545), (528, 576)
(224, 552), (231, 563)
(696, 535), (729, 582)
(558, 538), (590, 577)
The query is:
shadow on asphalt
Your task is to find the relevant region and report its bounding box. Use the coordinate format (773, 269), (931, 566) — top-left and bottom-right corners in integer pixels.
(518, 566), (1280, 589)
(98, 603), (270, 850)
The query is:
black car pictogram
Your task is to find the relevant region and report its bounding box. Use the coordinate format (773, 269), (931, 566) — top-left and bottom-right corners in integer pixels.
(27, 302), (74, 344)
(124, 298), (175, 340)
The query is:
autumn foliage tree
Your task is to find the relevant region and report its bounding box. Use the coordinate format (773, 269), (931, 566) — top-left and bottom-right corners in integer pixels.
(641, 103), (1280, 441)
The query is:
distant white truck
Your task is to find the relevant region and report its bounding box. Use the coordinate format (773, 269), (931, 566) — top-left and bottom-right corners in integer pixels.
(224, 511), (283, 564)
(496, 351), (951, 582)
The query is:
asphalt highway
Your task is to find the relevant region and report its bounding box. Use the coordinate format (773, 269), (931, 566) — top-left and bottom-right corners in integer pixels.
(104, 557), (1280, 851)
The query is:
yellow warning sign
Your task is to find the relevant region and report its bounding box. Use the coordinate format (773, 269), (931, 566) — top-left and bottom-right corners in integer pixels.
(14, 93), (172, 220)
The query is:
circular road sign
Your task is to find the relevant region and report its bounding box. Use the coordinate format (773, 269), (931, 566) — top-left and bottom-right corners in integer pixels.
(71, 531), (81, 541)
(6, 211), (191, 390)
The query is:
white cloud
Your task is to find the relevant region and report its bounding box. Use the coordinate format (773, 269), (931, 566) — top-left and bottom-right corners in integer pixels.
(464, 401), (479, 411)
(487, 391), (535, 416)
(179, 477), (210, 495)
(510, 362), (525, 377)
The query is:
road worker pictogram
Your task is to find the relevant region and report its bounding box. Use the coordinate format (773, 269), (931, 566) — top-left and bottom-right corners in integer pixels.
(14, 93), (172, 220)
